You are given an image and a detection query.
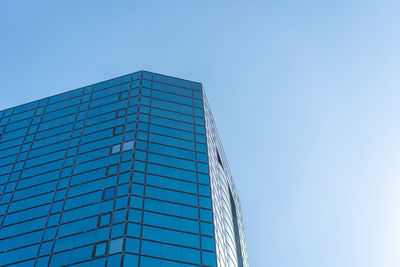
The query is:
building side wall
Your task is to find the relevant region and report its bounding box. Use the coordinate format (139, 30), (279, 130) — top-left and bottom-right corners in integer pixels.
(132, 71), (217, 266)
(0, 73), (137, 266)
(204, 96), (249, 267)
(0, 71), (247, 267)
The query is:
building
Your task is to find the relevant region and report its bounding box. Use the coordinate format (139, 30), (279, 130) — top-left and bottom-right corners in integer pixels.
(0, 71), (248, 267)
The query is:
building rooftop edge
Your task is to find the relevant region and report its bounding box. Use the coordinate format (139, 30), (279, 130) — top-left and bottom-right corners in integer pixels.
(0, 70), (203, 113)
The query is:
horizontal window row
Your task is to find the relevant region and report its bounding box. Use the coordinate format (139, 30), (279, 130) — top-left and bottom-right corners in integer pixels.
(1, 99), (39, 118)
(86, 98), (134, 121)
(139, 112), (205, 132)
(24, 149), (66, 168)
(2, 203), (52, 226)
(141, 87), (201, 108)
(0, 74), (138, 124)
(89, 88), (136, 109)
(146, 80), (196, 98)
(149, 142), (206, 162)
(0, 103), (204, 158)
(1, 197), (211, 240)
(45, 94), (83, 113)
(137, 254), (205, 267)
(1, 220), (213, 265)
(131, 169), (211, 189)
(146, 97), (204, 118)
(0, 215), (47, 239)
(134, 210), (214, 237)
(3, 78), (202, 130)
(0, 242), (39, 266)
(40, 240), (211, 267)
(0, 136), (26, 154)
(145, 132), (195, 150)
(4, 178), (211, 219)
(0, 94), (136, 142)
(137, 197), (212, 222)
(48, 87), (86, 105)
(16, 169), (61, 191)
(146, 116), (205, 137)
(6, 108), (37, 124)
(4, 157), (127, 190)
(93, 74), (133, 92)
(0, 133), (208, 175)
(92, 80), (134, 101)
(41, 104), (81, 124)
(67, 175), (119, 199)
(82, 117), (129, 137)
(147, 185), (197, 206)
(48, 243), (103, 266)
(63, 185), (119, 211)
(61, 199), (114, 224)
(86, 105), (130, 130)
(5, 117), (33, 133)
(147, 106), (194, 124)
(0, 199), (212, 243)
(145, 73), (202, 91)
(149, 115), (194, 132)
(2, 193), (129, 228)
(133, 162), (210, 184)
(24, 113), (133, 153)
(146, 123), (198, 142)
(73, 153), (122, 175)
(0, 127), (207, 170)
(0, 126), (29, 142)
(53, 227), (109, 254)
(146, 153), (209, 173)
(0, 228), (43, 252)
(140, 239), (198, 265)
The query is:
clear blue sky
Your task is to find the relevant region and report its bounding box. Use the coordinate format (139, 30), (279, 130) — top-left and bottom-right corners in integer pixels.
(2, 1), (400, 266)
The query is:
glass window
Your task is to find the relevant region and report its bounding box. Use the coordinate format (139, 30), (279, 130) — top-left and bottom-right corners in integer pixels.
(202, 251), (217, 266)
(133, 160), (146, 172)
(201, 236), (216, 251)
(128, 208), (142, 223)
(109, 238), (123, 254)
(107, 253), (122, 266)
(130, 196), (143, 209)
(122, 141), (134, 151)
(152, 81), (192, 97)
(145, 186), (198, 206)
(125, 237), (140, 254)
(111, 222), (125, 238)
(143, 211), (199, 234)
(148, 142), (195, 160)
(142, 225), (200, 248)
(141, 240), (201, 264)
(200, 209), (213, 222)
(116, 108), (126, 118)
(127, 223), (141, 238)
(123, 253), (138, 266)
(103, 187), (116, 200)
(107, 164), (119, 176)
(199, 184), (211, 196)
(200, 222), (214, 236)
(146, 163), (196, 182)
(98, 213), (112, 227)
(145, 174), (197, 194)
(147, 153), (196, 171)
(113, 125), (124, 135)
(112, 209), (126, 224)
(93, 242), (107, 257)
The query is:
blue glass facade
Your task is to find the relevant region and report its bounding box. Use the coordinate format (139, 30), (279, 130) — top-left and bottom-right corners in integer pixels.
(0, 71), (248, 266)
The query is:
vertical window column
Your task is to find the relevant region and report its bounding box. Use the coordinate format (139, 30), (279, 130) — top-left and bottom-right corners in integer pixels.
(47, 87), (92, 266)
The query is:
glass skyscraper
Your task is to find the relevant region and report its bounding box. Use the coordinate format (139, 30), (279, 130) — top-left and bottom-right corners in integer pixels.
(0, 71), (248, 267)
